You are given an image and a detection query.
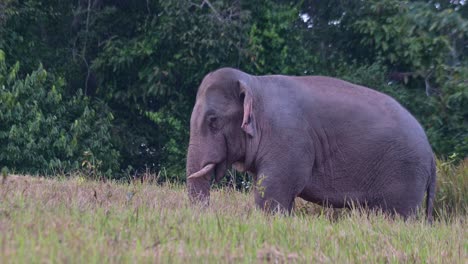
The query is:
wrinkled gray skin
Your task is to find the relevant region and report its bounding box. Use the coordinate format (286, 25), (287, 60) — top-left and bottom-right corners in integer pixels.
(186, 68), (436, 220)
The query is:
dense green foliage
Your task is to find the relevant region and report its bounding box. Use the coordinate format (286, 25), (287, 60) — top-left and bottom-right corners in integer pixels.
(0, 0), (467, 179)
(0, 51), (119, 176)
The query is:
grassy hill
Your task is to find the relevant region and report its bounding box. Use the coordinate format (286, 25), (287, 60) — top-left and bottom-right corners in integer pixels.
(0, 162), (466, 263)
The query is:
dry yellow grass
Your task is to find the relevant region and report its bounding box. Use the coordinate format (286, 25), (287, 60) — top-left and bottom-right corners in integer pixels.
(0, 174), (466, 263)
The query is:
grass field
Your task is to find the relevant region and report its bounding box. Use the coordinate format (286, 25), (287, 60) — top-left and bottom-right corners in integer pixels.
(0, 160), (467, 263)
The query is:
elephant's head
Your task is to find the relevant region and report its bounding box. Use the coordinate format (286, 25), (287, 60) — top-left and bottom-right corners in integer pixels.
(186, 68), (257, 205)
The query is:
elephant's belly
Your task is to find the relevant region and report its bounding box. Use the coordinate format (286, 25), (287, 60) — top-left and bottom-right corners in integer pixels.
(298, 188), (369, 208)
(297, 171), (379, 208)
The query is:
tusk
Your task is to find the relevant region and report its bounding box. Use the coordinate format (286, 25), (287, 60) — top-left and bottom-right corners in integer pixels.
(187, 163), (215, 179)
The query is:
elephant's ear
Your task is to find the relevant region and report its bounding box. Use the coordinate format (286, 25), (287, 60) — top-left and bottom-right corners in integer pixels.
(239, 81), (255, 137)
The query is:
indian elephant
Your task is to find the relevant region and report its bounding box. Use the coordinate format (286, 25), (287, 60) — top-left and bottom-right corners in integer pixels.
(186, 67), (436, 221)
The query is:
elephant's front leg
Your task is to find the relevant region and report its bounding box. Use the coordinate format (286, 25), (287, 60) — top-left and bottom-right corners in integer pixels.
(253, 172), (305, 214)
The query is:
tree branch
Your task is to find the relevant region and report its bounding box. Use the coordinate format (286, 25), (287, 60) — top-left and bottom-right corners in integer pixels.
(202, 0), (223, 22)
(82, 0), (92, 96)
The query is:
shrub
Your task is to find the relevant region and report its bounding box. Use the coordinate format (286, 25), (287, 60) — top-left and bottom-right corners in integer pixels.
(0, 50), (119, 177)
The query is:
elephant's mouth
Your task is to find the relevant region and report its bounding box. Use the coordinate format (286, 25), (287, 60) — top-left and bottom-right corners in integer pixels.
(187, 159), (227, 182)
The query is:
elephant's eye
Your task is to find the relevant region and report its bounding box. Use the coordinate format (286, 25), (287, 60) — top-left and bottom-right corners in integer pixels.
(207, 115), (218, 130)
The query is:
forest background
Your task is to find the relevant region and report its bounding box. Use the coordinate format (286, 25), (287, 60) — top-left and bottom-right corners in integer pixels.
(0, 0), (467, 181)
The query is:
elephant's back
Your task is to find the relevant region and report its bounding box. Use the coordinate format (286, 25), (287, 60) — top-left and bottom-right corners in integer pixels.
(259, 74), (432, 150)
(288, 76), (406, 125)
(295, 75), (400, 111)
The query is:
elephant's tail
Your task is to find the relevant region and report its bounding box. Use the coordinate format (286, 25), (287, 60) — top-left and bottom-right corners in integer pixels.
(426, 157), (437, 223)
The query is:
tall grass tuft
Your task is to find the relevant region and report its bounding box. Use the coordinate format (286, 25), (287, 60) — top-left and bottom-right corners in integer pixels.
(434, 157), (468, 218)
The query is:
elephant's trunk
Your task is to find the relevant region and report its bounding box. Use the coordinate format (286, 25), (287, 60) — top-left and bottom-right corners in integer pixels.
(186, 146), (212, 206)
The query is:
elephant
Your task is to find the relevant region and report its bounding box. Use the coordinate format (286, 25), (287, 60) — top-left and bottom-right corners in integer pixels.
(186, 67), (437, 221)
